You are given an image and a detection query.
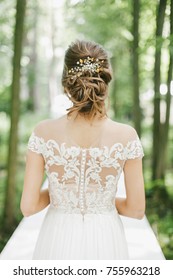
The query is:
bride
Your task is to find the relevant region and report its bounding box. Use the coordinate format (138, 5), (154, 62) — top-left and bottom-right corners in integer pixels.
(20, 40), (145, 260)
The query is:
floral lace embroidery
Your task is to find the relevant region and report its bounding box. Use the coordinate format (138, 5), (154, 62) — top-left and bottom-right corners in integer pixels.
(27, 132), (144, 215)
(124, 136), (144, 159)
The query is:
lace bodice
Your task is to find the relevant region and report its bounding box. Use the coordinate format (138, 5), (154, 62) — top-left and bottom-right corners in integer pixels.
(27, 131), (144, 217)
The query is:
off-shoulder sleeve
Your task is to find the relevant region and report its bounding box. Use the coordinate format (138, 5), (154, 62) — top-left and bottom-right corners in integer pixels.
(27, 132), (45, 155)
(125, 137), (144, 160)
(124, 129), (144, 160)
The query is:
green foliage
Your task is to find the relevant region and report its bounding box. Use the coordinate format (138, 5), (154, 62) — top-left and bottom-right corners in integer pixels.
(145, 170), (173, 260)
(0, 1), (15, 116)
(0, 86), (11, 114)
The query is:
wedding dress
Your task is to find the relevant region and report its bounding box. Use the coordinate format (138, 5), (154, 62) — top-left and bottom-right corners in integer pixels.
(27, 118), (144, 260)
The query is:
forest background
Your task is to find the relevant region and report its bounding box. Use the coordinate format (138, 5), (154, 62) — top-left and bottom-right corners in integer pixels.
(0, 0), (173, 259)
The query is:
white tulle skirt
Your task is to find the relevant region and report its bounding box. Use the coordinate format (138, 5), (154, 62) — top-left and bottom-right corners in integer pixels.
(32, 206), (129, 260)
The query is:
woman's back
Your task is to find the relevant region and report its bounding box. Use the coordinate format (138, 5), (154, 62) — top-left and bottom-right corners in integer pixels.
(29, 114), (141, 149)
(28, 114), (144, 217)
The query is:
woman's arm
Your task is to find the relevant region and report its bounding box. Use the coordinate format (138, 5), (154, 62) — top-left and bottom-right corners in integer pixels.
(115, 158), (145, 219)
(20, 150), (50, 217)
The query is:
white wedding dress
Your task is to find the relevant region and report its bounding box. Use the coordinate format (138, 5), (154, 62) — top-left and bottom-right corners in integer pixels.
(27, 118), (144, 260)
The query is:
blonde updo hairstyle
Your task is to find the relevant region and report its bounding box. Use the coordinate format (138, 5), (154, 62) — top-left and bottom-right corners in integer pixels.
(61, 40), (112, 120)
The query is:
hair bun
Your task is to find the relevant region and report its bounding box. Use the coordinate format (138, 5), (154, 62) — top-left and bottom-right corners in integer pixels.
(62, 40), (112, 120)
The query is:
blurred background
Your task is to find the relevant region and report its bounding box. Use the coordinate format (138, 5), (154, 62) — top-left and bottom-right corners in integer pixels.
(0, 0), (173, 259)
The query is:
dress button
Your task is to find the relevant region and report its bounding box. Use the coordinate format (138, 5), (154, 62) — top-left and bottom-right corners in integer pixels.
(80, 150), (86, 215)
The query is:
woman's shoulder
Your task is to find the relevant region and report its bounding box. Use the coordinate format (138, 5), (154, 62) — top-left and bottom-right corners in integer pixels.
(108, 118), (138, 140)
(107, 119), (143, 156)
(32, 115), (66, 137)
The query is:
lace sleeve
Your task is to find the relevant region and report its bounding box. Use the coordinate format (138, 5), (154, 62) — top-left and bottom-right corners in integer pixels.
(124, 137), (144, 160)
(123, 126), (144, 160)
(27, 132), (44, 155)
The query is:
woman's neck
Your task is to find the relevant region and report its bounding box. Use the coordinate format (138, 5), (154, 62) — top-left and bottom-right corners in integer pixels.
(67, 112), (108, 126)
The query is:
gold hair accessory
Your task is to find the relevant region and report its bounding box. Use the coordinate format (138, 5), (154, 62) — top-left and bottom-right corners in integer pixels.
(68, 57), (104, 77)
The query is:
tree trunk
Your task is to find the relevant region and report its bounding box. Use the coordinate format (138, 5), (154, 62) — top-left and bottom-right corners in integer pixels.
(3, 0), (26, 229)
(48, 4), (58, 112)
(157, 0), (173, 179)
(132, 0), (141, 137)
(27, 1), (39, 111)
(152, 0), (167, 181)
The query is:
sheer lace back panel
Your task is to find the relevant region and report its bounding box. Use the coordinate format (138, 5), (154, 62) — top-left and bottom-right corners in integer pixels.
(27, 120), (144, 216)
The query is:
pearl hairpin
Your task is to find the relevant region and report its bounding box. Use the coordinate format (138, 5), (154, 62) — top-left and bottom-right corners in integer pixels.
(68, 56), (104, 77)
